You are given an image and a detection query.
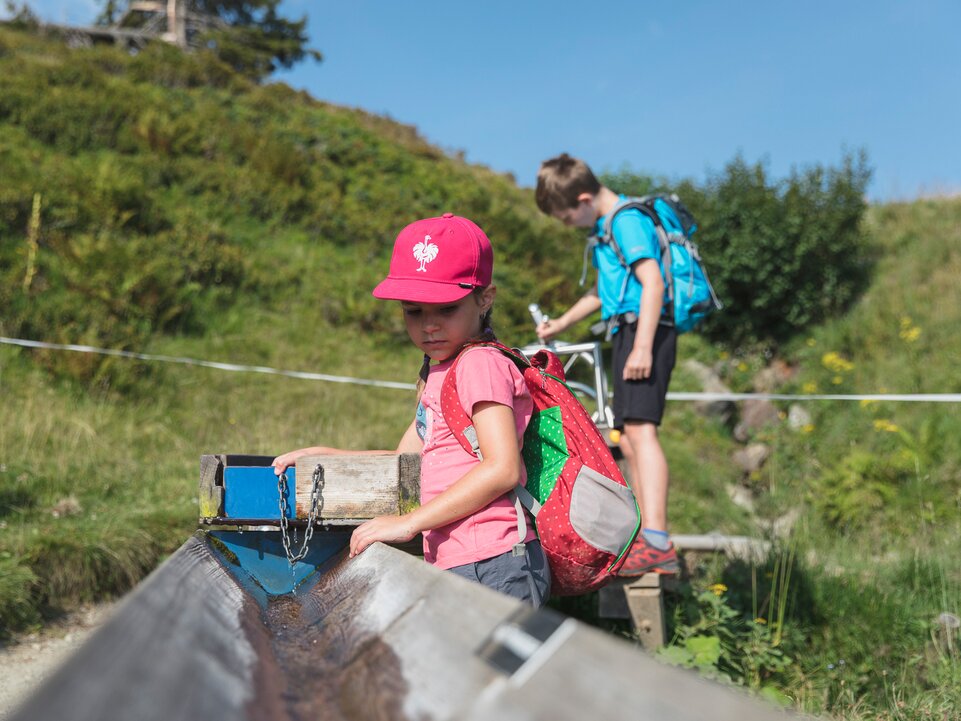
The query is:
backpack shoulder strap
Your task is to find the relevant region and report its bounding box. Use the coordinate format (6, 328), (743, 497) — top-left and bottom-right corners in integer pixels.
(438, 342), (537, 543)
(595, 196), (669, 268)
(439, 342), (529, 459)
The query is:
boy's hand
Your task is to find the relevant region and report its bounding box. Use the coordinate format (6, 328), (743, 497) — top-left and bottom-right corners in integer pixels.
(623, 347), (653, 381)
(349, 515), (418, 557)
(537, 319), (563, 341)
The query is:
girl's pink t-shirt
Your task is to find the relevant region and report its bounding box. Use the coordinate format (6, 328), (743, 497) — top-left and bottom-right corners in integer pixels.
(415, 346), (536, 569)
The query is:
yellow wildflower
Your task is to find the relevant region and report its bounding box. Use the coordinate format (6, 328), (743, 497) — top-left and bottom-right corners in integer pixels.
(806, 338), (817, 347)
(737, 362), (749, 372)
(859, 399), (875, 408)
(802, 381), (818, 394)
(873, 419), (899, 433)
(802, 424), (815, 434)
(900, 326), (921, 343)
(708, 583), (728, 596)
(822, 351), (854, 373)
(755, 617), (767, 625)
(832, 375), (843, 385)
(899, 316), (922, 342)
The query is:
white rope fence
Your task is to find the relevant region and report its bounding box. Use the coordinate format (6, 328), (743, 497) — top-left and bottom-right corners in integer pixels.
(0, 336), (417, 391)
(3, 336), (960, 402)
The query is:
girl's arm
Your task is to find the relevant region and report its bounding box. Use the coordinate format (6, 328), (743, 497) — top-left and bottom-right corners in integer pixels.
(271, 420), (422, 476)
(349, 401), (521, 556)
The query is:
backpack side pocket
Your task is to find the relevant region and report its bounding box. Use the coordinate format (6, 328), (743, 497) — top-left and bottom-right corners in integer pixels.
(569, 465), (639, 555)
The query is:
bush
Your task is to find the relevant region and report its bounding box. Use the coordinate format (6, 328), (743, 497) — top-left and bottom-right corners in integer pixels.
(4, 217), (247, 385)
(602, 152), (874, 347)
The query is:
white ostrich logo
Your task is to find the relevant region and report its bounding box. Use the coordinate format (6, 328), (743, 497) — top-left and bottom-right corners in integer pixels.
(413, 234), (439, 272)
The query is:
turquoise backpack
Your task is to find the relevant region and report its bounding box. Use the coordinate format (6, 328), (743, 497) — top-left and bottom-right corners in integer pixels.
(589, 194), (722, 334)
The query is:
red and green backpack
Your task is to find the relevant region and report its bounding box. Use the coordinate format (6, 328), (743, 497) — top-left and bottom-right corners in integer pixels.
(440, 341), (641, 596)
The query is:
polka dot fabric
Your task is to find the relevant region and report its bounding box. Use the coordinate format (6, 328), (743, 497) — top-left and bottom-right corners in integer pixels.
(441, 341), (641, 596)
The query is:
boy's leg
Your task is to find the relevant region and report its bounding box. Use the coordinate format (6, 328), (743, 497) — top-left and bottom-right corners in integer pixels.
(612, 323), (678, 575)
(621, 421), (669, 531)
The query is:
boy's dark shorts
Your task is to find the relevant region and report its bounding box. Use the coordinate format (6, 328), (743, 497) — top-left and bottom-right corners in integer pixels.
(447, 539), (551, 607)
(611, 321), (677, 428)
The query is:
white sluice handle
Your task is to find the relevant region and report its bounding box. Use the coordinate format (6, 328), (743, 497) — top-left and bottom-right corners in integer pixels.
(528, 303), (548, 326)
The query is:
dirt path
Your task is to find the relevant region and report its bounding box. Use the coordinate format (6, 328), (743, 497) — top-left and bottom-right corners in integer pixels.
(0, 604), (114, 721)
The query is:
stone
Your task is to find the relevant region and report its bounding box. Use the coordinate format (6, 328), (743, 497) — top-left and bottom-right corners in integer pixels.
(733, 398), (781, 441)
(787, 404), (813, 431)
(726, 484), (756, 513)
(752, 359), (796, 393)
(682, 359), (735, 422)
(732, 443), (771, 474)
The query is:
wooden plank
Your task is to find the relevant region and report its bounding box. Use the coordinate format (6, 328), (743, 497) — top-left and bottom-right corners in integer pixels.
(294, 453), (420, 521)
(598, 572), (674, 620)
(626, 585), (667, 650)
(198, 454), (224, 519)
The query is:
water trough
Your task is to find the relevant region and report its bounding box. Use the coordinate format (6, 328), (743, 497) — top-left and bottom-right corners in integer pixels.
(10, 453), (795, 720)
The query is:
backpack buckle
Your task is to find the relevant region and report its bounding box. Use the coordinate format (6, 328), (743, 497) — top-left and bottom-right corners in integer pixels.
(512, 542), (527, 558)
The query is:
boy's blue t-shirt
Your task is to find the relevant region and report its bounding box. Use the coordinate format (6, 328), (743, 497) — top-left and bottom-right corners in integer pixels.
(592, 196), (664, 320)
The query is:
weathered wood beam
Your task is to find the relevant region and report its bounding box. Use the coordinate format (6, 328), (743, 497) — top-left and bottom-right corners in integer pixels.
(294, 453), (420, 521)
(198, 453), (224, 518)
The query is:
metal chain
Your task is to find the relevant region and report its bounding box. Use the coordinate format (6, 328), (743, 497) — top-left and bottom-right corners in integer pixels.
(278, 464), (325, 564)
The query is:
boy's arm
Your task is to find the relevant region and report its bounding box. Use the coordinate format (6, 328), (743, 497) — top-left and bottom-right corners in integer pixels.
(536, 288), (601, 341)
(621, 259), (665, 381)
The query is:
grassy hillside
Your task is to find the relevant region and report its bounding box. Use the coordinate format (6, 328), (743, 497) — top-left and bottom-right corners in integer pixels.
(1, 24), (959, 720)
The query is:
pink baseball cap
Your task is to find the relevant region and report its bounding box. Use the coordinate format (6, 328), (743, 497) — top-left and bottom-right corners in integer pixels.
(372, 213), (494, 303)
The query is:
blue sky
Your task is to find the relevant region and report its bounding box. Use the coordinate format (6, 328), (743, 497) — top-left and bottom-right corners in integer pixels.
(10, 1), (961, 200)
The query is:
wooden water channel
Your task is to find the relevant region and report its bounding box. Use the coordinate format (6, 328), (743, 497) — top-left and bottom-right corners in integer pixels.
(10, 455), (794, 720)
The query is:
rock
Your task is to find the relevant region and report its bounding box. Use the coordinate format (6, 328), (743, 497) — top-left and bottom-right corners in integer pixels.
(787, 404), (812, 431)
(682, 359), (736, 422)
(726, 484), (756, 513)
(732, 443), (771, 474)
(733, 398), (781, 442)
(767, 507), (802, 539)
(752, 359), (796, 393)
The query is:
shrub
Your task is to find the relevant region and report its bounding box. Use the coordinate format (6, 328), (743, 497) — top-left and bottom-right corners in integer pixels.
(602, 152), (874, 347)
(814, 449), (914, 530)
(4, 217), (247, 385)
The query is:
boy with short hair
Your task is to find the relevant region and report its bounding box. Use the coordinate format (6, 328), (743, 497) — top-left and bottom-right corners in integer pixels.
(534, 153), (679, 575)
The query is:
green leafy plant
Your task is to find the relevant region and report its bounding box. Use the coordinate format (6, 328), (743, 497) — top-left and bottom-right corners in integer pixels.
(660, 573), (797, 701)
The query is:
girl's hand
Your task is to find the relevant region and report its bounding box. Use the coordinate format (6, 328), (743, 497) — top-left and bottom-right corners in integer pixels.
(349, 515), (418, 557)
(272, 449), (310, 476)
